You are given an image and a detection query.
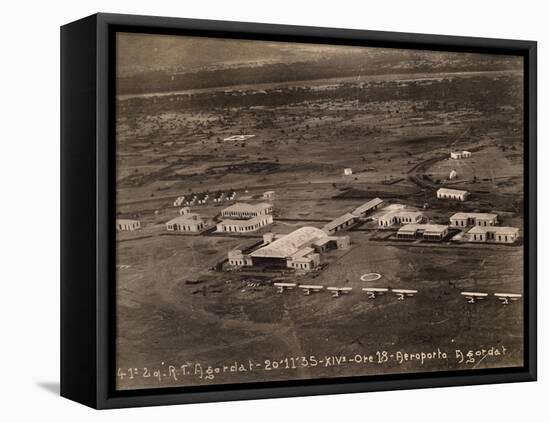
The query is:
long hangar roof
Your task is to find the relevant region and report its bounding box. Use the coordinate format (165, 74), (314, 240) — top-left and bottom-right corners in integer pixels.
(249, 227), (327, 259)
(351, 198), (383, 216)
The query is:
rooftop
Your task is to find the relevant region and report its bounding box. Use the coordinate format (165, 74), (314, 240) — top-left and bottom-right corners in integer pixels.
(380, 210), (422, 220)
(250, 227), (328, 259)
(116, 219), (139, 224)
(290, 247), (315, 260)
(222, 202), (273, 213)
(398, 224), (448, 233)
(167, 214), (202, 225)
(351, 198), (384, 215)
(451, 212), (498, 220)
(468, 226), (519, 235)
(322, 213), (356, 232)
(437, 187), (469, 195)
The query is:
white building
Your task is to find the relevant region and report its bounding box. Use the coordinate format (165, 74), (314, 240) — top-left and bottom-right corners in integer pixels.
(450, 151), (472, 159)
(166, 214), (205, 233)
(343, 168), (353, 176)
(221, 202), (273, 219)
(466, 226), (519, 243)
(116, 219), (141, 232)
(397, 224), (449, 241)
(216, 215), (273, 233)
(437, 188), (469, 201)
(378, 210), (423, 228)
(228, 226), (349, 272)
(179, 207), (191, 215)
(450, 212), (498, 227)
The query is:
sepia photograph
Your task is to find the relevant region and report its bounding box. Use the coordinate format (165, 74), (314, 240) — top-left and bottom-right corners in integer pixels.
(114, 31), (526, 390)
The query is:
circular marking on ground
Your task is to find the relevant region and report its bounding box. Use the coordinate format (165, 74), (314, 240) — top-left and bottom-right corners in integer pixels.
(360, 273), (382, 282)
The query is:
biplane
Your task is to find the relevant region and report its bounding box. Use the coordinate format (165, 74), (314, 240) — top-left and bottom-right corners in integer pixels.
(494, 292), (522, 305)
(326, 287), (353, 297)
(298, 284), (324, 295)
(273, 282), (297, 294)
(392, 289), (418, 300)
(362, 287), (389, 299)
(460, 291), (488, 303)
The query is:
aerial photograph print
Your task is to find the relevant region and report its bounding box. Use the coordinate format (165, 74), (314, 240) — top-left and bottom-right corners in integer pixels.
(114, 32), (525, 390)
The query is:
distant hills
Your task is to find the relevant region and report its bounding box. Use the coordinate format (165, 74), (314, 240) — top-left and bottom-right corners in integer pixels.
(116, 32), (523, 96)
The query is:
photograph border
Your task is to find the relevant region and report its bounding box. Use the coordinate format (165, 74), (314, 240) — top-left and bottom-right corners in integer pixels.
(61, 12), (537, 409)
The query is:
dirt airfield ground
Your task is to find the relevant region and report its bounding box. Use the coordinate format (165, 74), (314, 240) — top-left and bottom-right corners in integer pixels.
(115, 69), (525, 389)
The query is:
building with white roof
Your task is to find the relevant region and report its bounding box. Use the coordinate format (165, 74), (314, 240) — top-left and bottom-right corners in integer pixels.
(437, 188), (469, 201)
(227, 226), (349, 272)
(221, 202), (273, 218)
(379, 210), (423, 228)
(450, 151), (472, 159)
(466, 226), (519, 243)
(450, 212), (498, 227)
(116, 219), (141, 232)
(216, 215), (273, 233)
(166, 214), (205, 233)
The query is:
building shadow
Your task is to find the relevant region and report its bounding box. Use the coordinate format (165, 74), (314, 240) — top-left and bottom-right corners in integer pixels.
(36, 381), (60, 396)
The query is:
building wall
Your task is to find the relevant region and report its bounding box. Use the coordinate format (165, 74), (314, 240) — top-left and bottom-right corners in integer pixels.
(217, 216), (273, 233)
(437, 191), (467, 201)
(396, 214), (422, 224)
(334, 236), (350, 249)
(495, 233), (518, 243)
(116, 221), (140, 231)
(451, 152), (471, 159)
(221, 206), (272, 218)
(397, 231), (417, 239)
(287, 259), (313, 271)
(167, 222), (203, 232)
(451, 217), (497, 227)
(379, 215), (396, 227)
(469, 231), (517, 243)
(424, 229), (448, 240)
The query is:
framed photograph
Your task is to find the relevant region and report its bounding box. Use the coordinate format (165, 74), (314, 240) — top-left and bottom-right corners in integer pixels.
(61, 13), (536, 409)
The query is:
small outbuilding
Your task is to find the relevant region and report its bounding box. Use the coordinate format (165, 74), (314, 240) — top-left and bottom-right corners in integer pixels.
(449, 169), (457, 180)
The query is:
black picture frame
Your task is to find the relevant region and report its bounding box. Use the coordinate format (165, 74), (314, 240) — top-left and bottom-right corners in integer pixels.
(60, 12), (537, 409)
